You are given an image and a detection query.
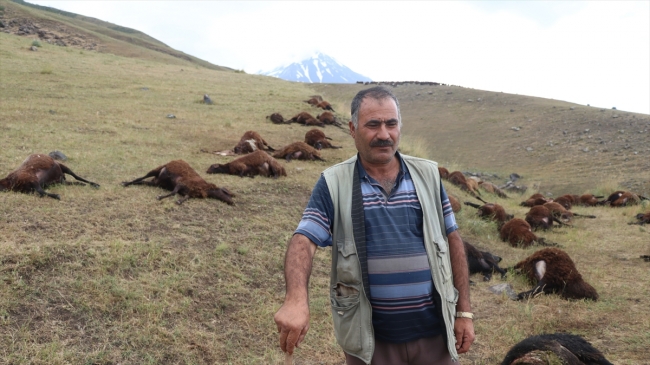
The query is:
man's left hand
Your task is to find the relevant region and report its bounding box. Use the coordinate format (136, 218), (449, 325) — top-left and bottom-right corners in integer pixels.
(454, 317), (475, 354)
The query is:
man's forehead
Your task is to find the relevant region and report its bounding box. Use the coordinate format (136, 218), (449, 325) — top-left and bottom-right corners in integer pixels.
(359, 97), (398, 114)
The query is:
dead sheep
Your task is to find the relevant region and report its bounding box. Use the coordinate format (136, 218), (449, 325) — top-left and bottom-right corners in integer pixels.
(578, 193), (604, 206)
(552, 194), (574, 210)
(464, 240), (506, 281)
(464, 198), (512, 228)
(501, 333), (613, 365)
(601, 190), (647, 207)
(0, 153), (99, 200)
(266, 113), (289, 124)
(543, 201), (596, 222)
(438, 166), (450, 180)
(273, 142), (325, 162)
(122, 160), (234, 205)
(525, 205), (567, 231)
(499, 218), (557, 248)
(513, 247), (599, 301)
(448, 171), (480, 197)
(304, 129), (341, 150)
(520, 193), (552, 207)
(629, 211), (650, 225)
(478, 181), (509, 198)
(289, 112), (324, 127)
(316, 100), (335, 112)
(303, 96), (322, 106)
(316, 111), (342, 127)
(448, 194), (461, 213)
(233, 130), (275, 154)
(206, 150), (286, 179)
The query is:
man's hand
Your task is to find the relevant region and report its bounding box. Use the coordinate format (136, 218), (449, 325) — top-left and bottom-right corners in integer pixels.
(275, 234), (317, 354)
(454, 317), (475, 354)
(274, 300), (310, 355)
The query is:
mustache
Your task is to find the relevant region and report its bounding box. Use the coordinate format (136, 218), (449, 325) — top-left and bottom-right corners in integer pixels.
(370, 139), (394, 147)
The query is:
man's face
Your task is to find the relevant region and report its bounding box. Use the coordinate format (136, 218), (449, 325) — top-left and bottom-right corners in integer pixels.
(349, 97), (401, 166)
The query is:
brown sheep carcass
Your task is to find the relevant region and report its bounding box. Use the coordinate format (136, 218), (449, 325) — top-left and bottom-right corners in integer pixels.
(316, 100), (335, 112)
(499, 218), (556, 248)
(478, 181), (509, 198)
(206, 150), (286, 179)
(289, 112), (324, 127)
(519, 193), (552, 207)
(304, 129), (341, 150)
(448, 171), (480, 197)
(513, 247), (599, 301)
(233, 130), (275, 154)
(438, 167), (449, 180)
(578, 193), (604, 206)
(602, 191), (642, 207)
(0, 154), (99, 200)
(272, 142), (325, 162)
(552, 195), (574, 210)
(122, 160), (234, 205)
(447, 194), (461, 213)
(629, 211), (650, 225)
(266, 113), (289, 124)
(464, 240), (506, 281)
(316, 111), (342, 127)
(544, 201), (596, 222)
(464, 199), (512, 228)
(304, 96), (323, 106)
(525, 205), (562, 231)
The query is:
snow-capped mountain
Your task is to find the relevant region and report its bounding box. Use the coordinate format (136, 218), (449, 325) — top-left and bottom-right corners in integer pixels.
(261, 53), (372, 84)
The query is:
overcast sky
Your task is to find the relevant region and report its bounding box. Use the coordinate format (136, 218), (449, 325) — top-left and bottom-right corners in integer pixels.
(28, 1), (650, 115)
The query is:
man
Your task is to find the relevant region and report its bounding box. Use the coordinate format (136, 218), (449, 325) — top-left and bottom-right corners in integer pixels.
(274, 86), (474, 364)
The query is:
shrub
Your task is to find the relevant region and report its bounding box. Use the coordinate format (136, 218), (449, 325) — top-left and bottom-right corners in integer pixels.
(31, 40), (42, 48)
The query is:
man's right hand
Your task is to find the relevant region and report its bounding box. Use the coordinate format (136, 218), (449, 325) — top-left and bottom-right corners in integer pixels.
(274, 300), (310, 354)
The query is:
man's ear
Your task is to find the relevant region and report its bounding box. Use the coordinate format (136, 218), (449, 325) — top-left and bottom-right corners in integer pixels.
(349, 121), (355, 138)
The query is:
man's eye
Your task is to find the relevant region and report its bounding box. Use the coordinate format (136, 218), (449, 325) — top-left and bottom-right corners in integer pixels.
(366, 122), (380, 128)
(386, 121), (398, 128)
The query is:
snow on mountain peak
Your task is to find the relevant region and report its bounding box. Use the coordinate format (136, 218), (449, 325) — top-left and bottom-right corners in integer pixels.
(260, 52), (371, 84)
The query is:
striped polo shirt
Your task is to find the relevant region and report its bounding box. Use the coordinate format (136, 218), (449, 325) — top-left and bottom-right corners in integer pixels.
(295, 153), (458, 343)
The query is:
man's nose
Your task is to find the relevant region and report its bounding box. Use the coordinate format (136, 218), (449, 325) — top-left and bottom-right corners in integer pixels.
(376, 123), (391, 139)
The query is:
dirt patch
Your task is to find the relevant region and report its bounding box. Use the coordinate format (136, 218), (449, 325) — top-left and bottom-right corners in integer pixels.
(1, 9), (103, 51)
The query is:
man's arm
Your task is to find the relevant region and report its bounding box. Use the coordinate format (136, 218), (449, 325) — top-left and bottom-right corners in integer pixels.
(274, 233), (318, 355)
(447, 230), (475, 354)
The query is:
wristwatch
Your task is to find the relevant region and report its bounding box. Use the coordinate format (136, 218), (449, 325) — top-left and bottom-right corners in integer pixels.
(455, 311), (474, 319)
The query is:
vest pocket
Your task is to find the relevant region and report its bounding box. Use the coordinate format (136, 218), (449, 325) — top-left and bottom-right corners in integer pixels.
(331, 284), (362, 353)
(336, 239), (362, 284)
(433, 235), (452, 283)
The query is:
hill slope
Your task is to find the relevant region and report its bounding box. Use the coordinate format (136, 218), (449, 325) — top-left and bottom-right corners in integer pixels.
(312, 83), (650, 196)
(0, 0), (233, 71)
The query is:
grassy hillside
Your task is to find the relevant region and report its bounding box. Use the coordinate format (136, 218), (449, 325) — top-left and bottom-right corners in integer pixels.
(1, 0), (233, 71)
(1, 9), (650, 365)
(312, 83), (650, 197)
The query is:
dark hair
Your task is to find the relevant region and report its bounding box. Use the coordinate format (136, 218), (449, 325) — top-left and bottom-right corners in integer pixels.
(350, 86), (401, 128)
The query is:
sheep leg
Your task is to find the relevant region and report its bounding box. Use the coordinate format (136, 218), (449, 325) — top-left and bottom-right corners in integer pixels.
(122, 168), (162, 187)
(58, 164), (100, 188)
(175, 195), (190, 205)
(464, 201), (481, 209)
(517, 280), (548, 300)
(573, 213), (597, 219)
(33, 182), (60, 200)
(157, 185), (181, 201)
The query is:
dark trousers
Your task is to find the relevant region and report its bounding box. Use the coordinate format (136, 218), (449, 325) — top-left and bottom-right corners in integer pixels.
(344, 335), (456, 365)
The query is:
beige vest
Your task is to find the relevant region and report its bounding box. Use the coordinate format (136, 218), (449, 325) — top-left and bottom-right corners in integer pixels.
(323, 154), (459, 364)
